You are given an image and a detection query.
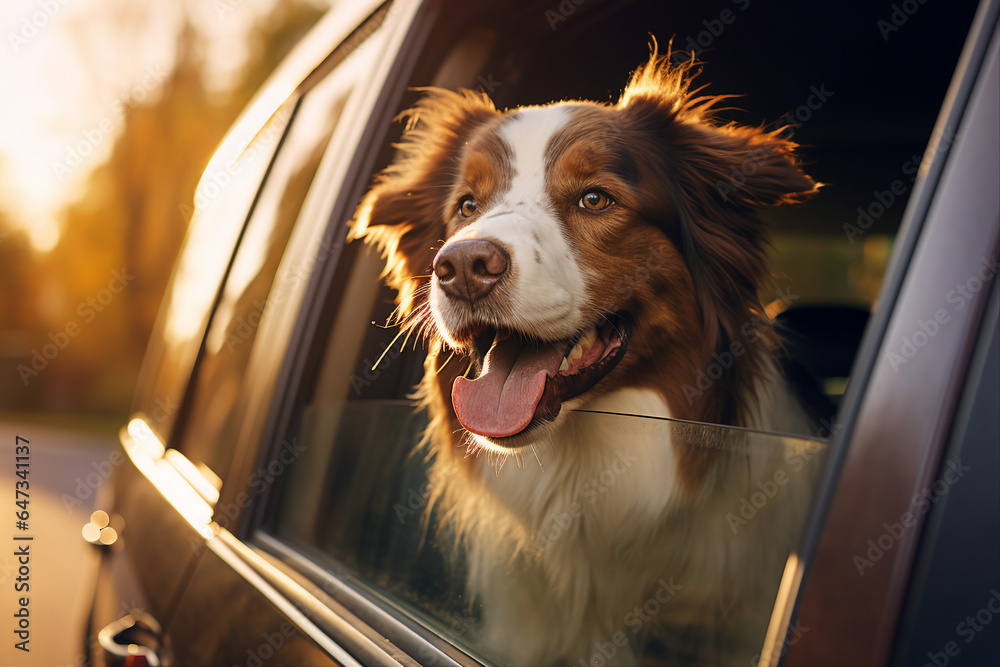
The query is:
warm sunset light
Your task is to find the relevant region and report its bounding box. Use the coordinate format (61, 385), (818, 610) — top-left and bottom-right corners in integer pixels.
(0, 2), (992, 666)
(0, 0), (310, 252)
(0, 0), (333, 418)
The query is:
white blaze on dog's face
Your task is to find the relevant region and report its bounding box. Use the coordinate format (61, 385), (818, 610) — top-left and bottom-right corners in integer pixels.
(431, 106), (586, 343)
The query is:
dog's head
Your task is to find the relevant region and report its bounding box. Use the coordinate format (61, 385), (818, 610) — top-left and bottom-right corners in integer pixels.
(351, 52), (817, 452)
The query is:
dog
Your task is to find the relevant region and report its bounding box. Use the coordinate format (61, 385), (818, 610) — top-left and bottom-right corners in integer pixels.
(350, 49), (824, 666)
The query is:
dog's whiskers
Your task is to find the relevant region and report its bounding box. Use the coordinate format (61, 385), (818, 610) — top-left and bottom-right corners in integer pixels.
(530, 444), (544, 471)
(591, 309), (624, 339)
(490, 451), (510, 476)
(371, 327), (408, 371)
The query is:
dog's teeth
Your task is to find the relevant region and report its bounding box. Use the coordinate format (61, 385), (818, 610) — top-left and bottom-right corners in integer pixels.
(558, 357), (569, 372)
(568, 344), (583, 362)
(579, 325), (598, 349)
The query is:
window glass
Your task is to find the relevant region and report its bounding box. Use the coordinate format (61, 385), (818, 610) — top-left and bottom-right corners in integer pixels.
(176, 33), (379, 478)
(263, 1), (976, 664)
(270, 250), (830, 665)
(132, 106), (291, 444)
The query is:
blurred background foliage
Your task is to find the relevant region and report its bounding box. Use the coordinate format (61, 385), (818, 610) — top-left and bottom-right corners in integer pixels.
(0, 0), (329, 428)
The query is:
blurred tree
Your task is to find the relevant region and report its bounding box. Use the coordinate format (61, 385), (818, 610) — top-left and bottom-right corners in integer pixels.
(0, 214), (37, 409)
(12, 1), (326, 419)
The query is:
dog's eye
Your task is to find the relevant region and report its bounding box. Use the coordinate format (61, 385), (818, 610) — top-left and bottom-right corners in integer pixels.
(578, 190), (613, 211)
(458, 196), (478, 218)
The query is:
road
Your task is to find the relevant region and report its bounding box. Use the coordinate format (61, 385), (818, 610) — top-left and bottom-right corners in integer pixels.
(0, 421), (118, 667)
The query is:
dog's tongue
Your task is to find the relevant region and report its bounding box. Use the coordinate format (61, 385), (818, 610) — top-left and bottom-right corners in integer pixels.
(452, 335), (565, 438)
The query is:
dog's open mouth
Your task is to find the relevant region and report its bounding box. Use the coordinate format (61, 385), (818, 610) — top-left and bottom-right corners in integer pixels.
(451, 314), (630, 442)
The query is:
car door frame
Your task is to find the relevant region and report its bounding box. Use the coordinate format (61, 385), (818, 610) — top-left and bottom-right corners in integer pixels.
(779, 2), (1000, 665)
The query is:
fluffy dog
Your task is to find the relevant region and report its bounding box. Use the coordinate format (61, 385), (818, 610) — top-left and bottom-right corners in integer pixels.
(351, 50), (822, 666)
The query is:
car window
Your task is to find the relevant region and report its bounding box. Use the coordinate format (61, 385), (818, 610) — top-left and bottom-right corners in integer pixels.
(267, 245), (829, 664)
(130, 103), (291, 445)
(174, 31), (382, 481)
(254, 1), (976, 665)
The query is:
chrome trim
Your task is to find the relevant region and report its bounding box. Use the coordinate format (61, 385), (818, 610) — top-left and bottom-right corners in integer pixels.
(255, 533), (482, 667)
(212, 529), (413, 667)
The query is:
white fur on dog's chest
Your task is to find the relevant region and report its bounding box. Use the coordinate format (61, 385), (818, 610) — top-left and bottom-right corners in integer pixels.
(469, 389), (687, 665)
(482, 388), (680, 529)
(466, 386), (814, 665)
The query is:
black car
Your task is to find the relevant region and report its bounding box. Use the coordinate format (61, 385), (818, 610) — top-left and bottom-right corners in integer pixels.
(86, 1), (998, 665)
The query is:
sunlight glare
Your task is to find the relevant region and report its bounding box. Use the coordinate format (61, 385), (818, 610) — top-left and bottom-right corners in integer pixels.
(27, 218), (61, 253)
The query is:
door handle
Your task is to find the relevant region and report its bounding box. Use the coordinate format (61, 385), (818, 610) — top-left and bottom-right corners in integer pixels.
(97, 609), (170, 667)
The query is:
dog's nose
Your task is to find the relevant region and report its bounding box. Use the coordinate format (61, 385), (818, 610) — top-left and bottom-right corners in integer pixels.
(433, 240), (508, 303)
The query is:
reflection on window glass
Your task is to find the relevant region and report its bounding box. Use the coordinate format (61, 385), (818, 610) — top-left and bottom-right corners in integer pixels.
(271, 248), (830, 666)
(135, 106), (291, 444)
(177, 44), (366, 477)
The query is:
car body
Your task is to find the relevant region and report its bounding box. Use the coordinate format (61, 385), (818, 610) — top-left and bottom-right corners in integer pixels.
(86, 1), (998, 665)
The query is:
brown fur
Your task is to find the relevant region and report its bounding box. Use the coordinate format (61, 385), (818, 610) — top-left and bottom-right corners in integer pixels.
(350, 49), (820, 664)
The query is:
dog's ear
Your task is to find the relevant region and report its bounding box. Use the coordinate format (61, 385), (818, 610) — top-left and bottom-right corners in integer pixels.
(618, 52), (819, 208)
(617, 51), (819, 422)
(350, 88), (498, 323)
